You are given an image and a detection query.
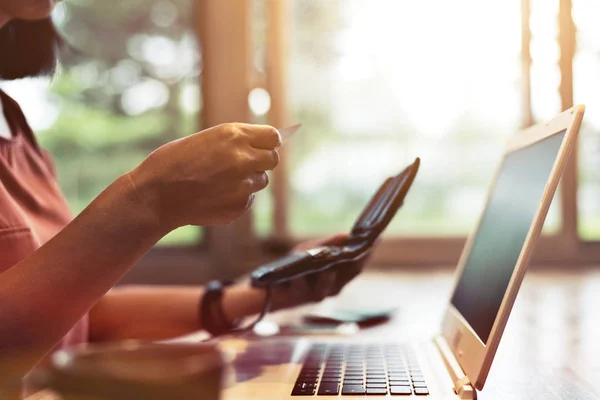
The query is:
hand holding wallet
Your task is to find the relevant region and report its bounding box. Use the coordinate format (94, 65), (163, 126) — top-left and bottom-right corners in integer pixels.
(250, 157), (420, 288)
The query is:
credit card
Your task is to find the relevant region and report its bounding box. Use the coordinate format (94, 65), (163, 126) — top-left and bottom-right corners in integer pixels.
(278, 123), (302, 145)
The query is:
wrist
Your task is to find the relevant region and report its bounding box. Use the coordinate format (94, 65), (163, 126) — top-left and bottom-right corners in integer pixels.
(124, 167), (172, 236)
(221, 284), (268, 322)
(106, 174), (169, 239)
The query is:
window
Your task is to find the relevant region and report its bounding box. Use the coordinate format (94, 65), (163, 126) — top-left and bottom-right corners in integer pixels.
(283, 0), (525, 237)
(238, 0), (600, 264)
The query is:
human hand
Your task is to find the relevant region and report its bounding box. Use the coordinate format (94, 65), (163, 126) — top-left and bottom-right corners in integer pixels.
(269, 234), (373, 311)
(127, 123), (280, 231)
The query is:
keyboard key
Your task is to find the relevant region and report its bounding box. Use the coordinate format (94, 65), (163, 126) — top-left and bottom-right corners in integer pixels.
(389, 379), (410, 385)
(295, 383), (316, 389)
(318, 383), (339, 395)
(292, 383), (316, 396)
(303, 363), (321, 369)
(414, 387), (429, 395)
(366, 383), (387, 389)
(343, 374), (363, 378)
(342, 385), (366, 395)
(302, 367), (321, 373)
(345, 373), (364, 377)
(389, 365), (407, 369)
(298, 377), (319, 383)
(321, 377), (341, 382)
(390, 386), (412, 395)
(388, 374), (409, 380)
(366, 388), (388, 395)
(299, 372), (320, 378)
(388, 368), (408, 373)
(366, 379), (387, 385)
(343, 380), (364, 385)
(291, 388), (314, 396)
(344, 376), (364, 381)
(413, 382), (428, 388)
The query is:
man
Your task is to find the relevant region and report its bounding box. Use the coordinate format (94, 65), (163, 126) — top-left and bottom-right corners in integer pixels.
(0, 0), (369, 391)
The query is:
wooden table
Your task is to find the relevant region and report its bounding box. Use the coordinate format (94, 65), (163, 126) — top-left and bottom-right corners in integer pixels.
(28, 267), (600, 399)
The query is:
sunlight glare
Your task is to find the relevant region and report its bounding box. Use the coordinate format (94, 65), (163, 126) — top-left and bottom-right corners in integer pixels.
(333, 0), (520, 137)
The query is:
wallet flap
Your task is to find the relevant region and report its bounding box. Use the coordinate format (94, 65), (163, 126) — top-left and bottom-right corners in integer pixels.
(349, 157), (420, 243)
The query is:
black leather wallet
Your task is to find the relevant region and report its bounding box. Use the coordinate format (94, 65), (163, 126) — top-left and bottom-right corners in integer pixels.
(250, 157), (420, 288)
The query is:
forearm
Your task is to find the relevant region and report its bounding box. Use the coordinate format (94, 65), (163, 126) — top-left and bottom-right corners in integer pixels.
(0, 174), (164, 378)
(89, 283), (268, 342)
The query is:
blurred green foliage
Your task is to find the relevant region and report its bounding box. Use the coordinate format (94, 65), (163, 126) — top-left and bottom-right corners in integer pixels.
(39, 0), (200, 245)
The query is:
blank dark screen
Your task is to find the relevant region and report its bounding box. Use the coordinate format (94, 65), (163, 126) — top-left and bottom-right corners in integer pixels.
(450, 131), (566, 343)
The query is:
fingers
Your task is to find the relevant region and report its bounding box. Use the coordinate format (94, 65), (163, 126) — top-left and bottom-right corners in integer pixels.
(217, 172), (266, 223)
(307, 271), (337, 302)
(244, 171), (269, 193)
(336, 263), (363, 287)
(241, 124), (282, 150)
(332, 257), (367, 295)
(249, 148), (279, 171)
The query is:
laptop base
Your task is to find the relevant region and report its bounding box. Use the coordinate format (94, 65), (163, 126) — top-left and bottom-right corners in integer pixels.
(433, 336), (476, 400)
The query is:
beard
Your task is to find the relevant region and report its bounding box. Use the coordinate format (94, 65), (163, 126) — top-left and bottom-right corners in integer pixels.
(0, 18), (61, 80)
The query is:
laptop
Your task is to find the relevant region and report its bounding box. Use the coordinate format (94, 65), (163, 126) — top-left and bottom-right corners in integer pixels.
(217, 105), (585, 399)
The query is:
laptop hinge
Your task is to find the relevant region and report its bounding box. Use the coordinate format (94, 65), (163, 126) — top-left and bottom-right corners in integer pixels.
(433, 335), (477, 400)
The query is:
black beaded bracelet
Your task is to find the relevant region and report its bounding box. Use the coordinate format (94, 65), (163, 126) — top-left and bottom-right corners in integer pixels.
(200, 280), (240, 336)
(200, 280), (273, 337)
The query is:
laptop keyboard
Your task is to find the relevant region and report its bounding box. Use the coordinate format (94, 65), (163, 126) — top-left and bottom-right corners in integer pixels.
(292, 343), (429, 396)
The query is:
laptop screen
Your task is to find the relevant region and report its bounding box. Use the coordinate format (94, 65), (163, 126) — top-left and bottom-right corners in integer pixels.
(450, 130), (566, 344)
